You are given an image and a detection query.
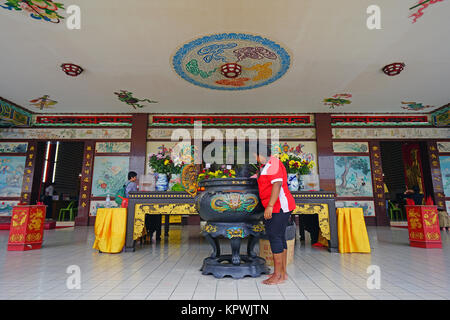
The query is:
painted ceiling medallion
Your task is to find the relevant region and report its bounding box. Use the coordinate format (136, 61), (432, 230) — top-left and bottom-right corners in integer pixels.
(323, 94), (352, 109)
(172, 33), (290, 90)
(29, 95), (58, 110)
(409, 0), (443, 23)
(1, 0), (65, 23)
(382, 62), (405, 76)
(114, 90), (157, 109)
(61, 63), (83, 77)
(401, 101), (434, 111)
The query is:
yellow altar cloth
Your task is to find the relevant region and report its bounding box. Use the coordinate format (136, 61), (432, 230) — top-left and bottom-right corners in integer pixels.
(93, 208), (127, 253)
(337, 208), (371, 253)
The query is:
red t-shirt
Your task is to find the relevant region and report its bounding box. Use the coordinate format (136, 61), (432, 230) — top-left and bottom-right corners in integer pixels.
(257, 156), (296, 213)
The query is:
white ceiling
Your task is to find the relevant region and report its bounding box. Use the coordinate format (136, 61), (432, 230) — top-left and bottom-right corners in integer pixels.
(0, 0), (449, 114)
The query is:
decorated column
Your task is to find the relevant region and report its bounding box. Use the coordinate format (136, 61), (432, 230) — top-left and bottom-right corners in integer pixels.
(369, 141), (389, 226)
(75, 142), (95, 226)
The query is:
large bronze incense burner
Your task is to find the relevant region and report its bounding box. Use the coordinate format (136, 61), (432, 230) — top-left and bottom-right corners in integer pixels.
(195, 177), (270, 279)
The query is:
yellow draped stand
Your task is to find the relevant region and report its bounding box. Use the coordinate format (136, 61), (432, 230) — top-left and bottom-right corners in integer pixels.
(93, 208), (127, 253)
(336, 208), (371, 253)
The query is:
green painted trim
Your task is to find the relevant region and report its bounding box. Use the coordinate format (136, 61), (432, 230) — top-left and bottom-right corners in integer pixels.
(0, 99), (32, 126)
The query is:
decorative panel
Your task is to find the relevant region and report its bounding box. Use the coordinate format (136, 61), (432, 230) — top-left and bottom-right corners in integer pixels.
(334, 156), (373, 197)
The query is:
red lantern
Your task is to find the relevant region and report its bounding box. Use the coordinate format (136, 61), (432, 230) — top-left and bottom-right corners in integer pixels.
(61, 63), (83, 77)
(382, 63), (405, 76)
(220, 63), (242, 78)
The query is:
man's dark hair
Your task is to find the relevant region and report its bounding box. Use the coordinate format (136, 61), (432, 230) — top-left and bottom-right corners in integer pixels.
(128, 171), (137, 180)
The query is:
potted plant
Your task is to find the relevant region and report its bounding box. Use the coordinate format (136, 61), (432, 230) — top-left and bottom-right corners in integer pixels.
(278, 153), (315, 191)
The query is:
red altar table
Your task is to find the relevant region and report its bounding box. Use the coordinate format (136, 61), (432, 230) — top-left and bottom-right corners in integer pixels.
(7, 205), (46, 251)
(405, 205), (442, 248)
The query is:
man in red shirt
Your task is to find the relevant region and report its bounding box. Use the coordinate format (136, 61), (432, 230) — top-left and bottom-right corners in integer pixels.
(255, 144), (296, 285)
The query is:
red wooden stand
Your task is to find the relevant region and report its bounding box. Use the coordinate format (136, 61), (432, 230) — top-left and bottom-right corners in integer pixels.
(7, 205), (46, 251)
(406, 205), (442, 248)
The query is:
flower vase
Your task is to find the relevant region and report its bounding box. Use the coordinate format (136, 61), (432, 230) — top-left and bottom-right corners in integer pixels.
(298, 174), (306, 191)
(168, 173), (181, 191)
(287, 173), (299, 192)
(156, 173), (168, 191)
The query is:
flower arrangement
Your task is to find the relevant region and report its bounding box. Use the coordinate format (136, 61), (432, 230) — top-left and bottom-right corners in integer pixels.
(198, 166), (236, 182)
(149, 150), (186, 175)
(278, 153), (315, 175)
(148, 150), (172, 174)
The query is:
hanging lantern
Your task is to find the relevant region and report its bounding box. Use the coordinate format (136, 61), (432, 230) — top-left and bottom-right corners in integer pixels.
(382, 62), (405, 76)
(61, 63), (83, 77)
(220, 63), (242, 78)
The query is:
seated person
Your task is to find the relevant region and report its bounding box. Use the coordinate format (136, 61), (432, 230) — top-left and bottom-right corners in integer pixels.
(403, 186), (424, 205)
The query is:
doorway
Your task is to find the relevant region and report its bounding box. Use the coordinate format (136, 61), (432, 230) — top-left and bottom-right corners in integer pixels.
(380, 141), (432, 223)
(31, 141), (84, 221)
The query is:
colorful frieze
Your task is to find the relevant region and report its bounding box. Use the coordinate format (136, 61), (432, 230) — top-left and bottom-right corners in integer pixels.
(331, 115), (430, 125)
(0, 156), (25, 197)
(92, 156), (129, 197)
(0, 128), (131, 140)
(0, 99), (32, 127)
(35, 115), (132, 126)
(172, 33), (290, 91)
(334, 156), (373, 197)
(437, 142), (450, 153)
(431, 106), (449, 127)
(333, 128), (450, 139)
(333, 142), (369, 153)
(95, 142), (131, 154)
(151, 115), (312, 125)
(0, 142), (28, 153)
(335, 201), (375, 217)
(147, 128), (316, 140)
(439, 156), (450, 197)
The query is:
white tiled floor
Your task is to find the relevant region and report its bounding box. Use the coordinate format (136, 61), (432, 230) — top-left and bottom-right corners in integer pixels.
(0, 225), (449, 300)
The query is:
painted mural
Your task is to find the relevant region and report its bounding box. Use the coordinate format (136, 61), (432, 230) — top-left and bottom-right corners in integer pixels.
(146, 142), (192, 174)
(172, 33), (290, 91)
(29, 95), (58, 110)
(439, 156), (450, 197)
(446, 201), (450, 214)
(335, 201), (375, 217)
(0, 142), (28, 153)
(0, 128), (131, 140)
(437, 142), (450, 153)
(95, 142), (131, 153)
(334, 156), (373, 197)
(333, 142), (369, 153)
(0, 200), (20, 216)
(333, 128), (450, 139)
(89, 200), (119, 216)
(92, 156), (129, 197)
(0, 156), (25, 197)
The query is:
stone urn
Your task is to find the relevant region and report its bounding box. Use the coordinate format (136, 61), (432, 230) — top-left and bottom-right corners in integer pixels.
(195, 177), (269, 279)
